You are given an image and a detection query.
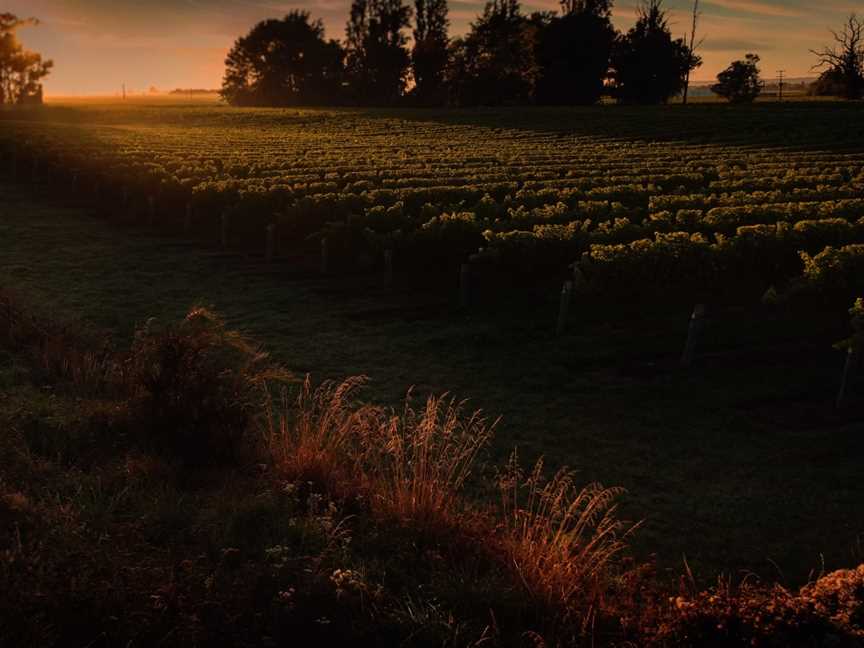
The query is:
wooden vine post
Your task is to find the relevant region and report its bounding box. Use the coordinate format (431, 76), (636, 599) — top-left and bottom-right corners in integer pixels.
(320, 237), (329, 275)
(836, 346), (859, 409)
(183, 203), (193, 234)
(147, 195), (156, 228)
(9, 143), (16, 180)
(836, 299), (863, 409)
(556, 280), (574, 336)
(681, 304), (707, 368)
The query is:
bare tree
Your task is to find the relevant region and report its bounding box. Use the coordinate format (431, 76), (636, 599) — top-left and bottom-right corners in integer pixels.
(810, 13), (864, 100)
(681, 0), (704, 105)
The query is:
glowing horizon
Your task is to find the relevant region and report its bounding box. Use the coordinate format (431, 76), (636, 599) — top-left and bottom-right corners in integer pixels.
(6, 0), (857, 97)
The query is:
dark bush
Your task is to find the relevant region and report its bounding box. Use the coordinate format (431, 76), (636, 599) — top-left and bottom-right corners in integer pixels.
(125, 307), (293, 466)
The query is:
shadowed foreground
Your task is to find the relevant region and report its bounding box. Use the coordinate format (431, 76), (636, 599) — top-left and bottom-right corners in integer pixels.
(0, 182), (862, 583)
(2, 288), (863, 646)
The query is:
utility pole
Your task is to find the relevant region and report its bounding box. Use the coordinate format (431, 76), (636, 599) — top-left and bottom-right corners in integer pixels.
(122, 83), (126, 101)
(777, 70), (785, 102)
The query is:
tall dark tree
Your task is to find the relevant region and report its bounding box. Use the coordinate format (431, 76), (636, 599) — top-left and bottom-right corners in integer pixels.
(346, 0), (413, 104)
(610, 0), (692, 104)
(681, 0), (704, 105)
(221, 11), (344, 107)
(411, 0), (449, 104)
(810, 14), (864, 100)
(533, 0), (616, 105)
(448, 0), (538, 105)
(0, 13), (52, 105)
(711, 53), (762, 103)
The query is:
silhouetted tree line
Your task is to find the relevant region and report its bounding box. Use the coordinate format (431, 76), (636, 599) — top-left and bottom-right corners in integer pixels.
(222, 0), (701, 107)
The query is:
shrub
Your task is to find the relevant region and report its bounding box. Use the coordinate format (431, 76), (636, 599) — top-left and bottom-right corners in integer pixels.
(653, 581), (837, 646)
(653, 568), (864, 646)
(125, 307), (293, 466)
(799, 565), (864, 637)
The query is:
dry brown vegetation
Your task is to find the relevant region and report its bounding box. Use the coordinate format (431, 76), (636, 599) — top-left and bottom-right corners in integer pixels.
(1, 287), (863, 646)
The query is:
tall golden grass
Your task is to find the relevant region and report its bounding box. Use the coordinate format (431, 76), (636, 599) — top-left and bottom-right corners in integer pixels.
(263, 376), (374, 489)
(498, 454), (632, 628)
(362, 392), (494, 528)
(264, 379), (494, 529)
(264, 375), (632, 631)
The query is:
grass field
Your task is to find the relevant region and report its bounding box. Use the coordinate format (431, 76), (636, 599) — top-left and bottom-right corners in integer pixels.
(2, 123), (863, 590)
(2, 100), (864, 586)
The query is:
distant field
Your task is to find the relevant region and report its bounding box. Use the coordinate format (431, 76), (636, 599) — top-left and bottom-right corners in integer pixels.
(1, 102), (863, 583)
(43, 93), (222, 106)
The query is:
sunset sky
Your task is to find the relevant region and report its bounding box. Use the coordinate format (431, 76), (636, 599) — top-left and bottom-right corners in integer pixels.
(6, 0), (860, 96)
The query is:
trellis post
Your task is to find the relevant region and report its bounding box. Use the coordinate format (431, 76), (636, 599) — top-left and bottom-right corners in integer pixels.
(681, 304), (707, 368)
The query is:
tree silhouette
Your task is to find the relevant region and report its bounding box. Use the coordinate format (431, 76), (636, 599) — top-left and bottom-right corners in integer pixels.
(448, 0), (538, 106)
(810, 14), (864, 100)
(711, 53), (762, 103)
(559, 0), (611, 14)
(221, 12), (343, 107)
(809, 67), (847, 97)
(411, 0), (449, 104)
(533, 0), (616, 105)
(0, 13), (52, 105)
(610, 0), (691, 104)
(681, 0), (704, 105)
(346, 0), (413, 104)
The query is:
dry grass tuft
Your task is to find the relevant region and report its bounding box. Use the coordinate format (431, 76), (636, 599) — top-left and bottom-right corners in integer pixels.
(498, 453), (633, 629)
(266, 380), (634, 636)
(263, 376), (374, 488)
(264, 379), (494, 530)
(362, 392), (494, 528)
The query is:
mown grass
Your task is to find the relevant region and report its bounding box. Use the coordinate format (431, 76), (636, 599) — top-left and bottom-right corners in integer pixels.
(0, 170), (863, 588)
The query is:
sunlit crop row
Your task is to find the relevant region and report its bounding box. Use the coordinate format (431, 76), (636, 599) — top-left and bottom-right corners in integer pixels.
(3, 108), (864, 300)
